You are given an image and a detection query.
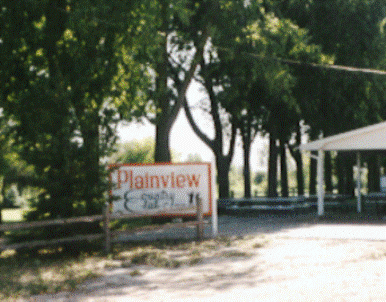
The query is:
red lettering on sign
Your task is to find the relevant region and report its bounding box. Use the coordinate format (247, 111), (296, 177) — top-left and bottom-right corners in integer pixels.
(161, 175), (169, 188)
(116, 169), (201, 189)
(186, 174), (200, 187)
(150, 175), (160, 188)
(176, 174), (186, 188)
(135, 176), (144, 189)
(117, 170), (128, 189)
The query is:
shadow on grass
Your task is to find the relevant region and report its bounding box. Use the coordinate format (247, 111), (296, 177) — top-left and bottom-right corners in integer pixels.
(0, 243), (104, 301)
(0, 235), (265, 301)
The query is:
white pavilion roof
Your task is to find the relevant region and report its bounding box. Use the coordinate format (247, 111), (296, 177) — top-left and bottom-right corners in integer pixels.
(300, 121), (386, 151)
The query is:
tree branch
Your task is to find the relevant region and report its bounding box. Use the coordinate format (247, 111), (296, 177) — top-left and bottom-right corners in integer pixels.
(166, 25), (210, 129)
(226, 122), (237, 164)
(183, 96), (214, 149)
(202, 71), (223, 147)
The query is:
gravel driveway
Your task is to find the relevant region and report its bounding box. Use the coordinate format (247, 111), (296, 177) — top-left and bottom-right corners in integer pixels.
(25, 212), (386, 302)
(114, 212), (318, 241)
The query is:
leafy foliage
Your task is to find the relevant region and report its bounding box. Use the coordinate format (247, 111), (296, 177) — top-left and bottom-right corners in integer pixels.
(0, 0), (147, 220)
(113, 138), (155, 164)
(112, 137), (181, 164)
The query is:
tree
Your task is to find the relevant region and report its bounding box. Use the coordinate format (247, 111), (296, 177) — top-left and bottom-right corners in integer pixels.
(126, 0), (212, 163)
(184, 77), (237, 199)
(242, 13), (324, 197)
(216, 54), (264, 199)
(238, 112), (260, 198)
(184, 2), (325, 198)
(182, 0), (266, 198)
(269, 0), (386, 195)
(113, 138), (155, 164)
(0, 114), (37, 225)
(112, 137), (181, 164)
(185, 153), (203, 163)
(288, 122), (305, 195)
(0, 0), (145, 220)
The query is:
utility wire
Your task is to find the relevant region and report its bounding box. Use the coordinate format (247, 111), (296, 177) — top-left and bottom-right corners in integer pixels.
(217, 46), (386, 76)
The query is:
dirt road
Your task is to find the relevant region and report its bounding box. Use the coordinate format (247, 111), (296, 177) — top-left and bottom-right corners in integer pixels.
(25, 214), (386, 302)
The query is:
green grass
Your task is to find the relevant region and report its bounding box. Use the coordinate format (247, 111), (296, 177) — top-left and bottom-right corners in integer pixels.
(0, 235), (252, 300)
(0, 248), (102, 301)
(2, 208), (24, 223)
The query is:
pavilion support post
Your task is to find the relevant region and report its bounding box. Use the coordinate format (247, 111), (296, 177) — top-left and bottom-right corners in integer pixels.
(356, 152), (362, 213)
(317, 150), (325, 216)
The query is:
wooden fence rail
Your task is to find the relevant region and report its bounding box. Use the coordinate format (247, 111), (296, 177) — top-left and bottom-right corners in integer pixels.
(0, 200), (208, 254)
(0, 215), (104, 232)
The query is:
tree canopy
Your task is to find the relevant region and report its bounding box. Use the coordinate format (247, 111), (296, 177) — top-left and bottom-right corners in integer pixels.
(0, 0), (146, 219)
(1, 0), (386, 217)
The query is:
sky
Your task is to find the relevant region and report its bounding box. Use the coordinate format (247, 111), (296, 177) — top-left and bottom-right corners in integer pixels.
(117, 81), (269, 172)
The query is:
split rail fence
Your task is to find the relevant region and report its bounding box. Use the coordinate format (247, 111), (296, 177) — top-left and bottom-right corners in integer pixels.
(0, 200), (207, 254)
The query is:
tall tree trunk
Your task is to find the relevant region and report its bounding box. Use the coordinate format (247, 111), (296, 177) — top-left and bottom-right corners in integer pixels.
(268, 134), (278, 197)
(337, 152), (355, 196)
(241, 124), (252, 198)
(279, 139), (289, 197)
(182, 58), (236, 200)
(346, 154), (355, 196)
(217, 158), (231, 199)
(153, 17), (209, 163)
(309, 151), (317, 195)
(47, 115), (75, 218)
(83, 123), (100, 215)
(296, 125), (304, 196)
(154, 26), (171, 163)
(325, 152), (333, 193)
(155, 119), (171, 162)
(337, 152), (346, 194)
(183, 97), (236, 200)
(367, 152), (380, 193)
(243, 149), (251, 198)
(288, 125), (304, 196)
(296, 152), (304, 196)
(289, 148), (304, 196)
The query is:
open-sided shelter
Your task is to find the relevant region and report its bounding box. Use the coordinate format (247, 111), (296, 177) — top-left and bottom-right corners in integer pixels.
(299, 121), (386, 216)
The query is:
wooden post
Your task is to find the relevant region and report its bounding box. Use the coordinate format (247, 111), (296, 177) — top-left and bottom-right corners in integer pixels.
(196, 197), (204, 241)
(103, 202), (111, 254)
(356, 152), (362, 213)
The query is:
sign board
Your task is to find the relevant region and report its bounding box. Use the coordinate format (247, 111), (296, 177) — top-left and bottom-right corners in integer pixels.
(109, 163), (213, 217)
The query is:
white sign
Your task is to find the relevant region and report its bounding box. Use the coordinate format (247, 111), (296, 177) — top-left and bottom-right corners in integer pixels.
(109, 163), (213, 217)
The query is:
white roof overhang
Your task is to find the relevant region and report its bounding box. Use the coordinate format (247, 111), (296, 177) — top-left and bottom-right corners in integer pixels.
(299, 121), (386, 151)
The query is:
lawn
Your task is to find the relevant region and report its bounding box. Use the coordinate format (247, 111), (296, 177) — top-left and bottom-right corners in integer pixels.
(0, 235), (257, 301)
